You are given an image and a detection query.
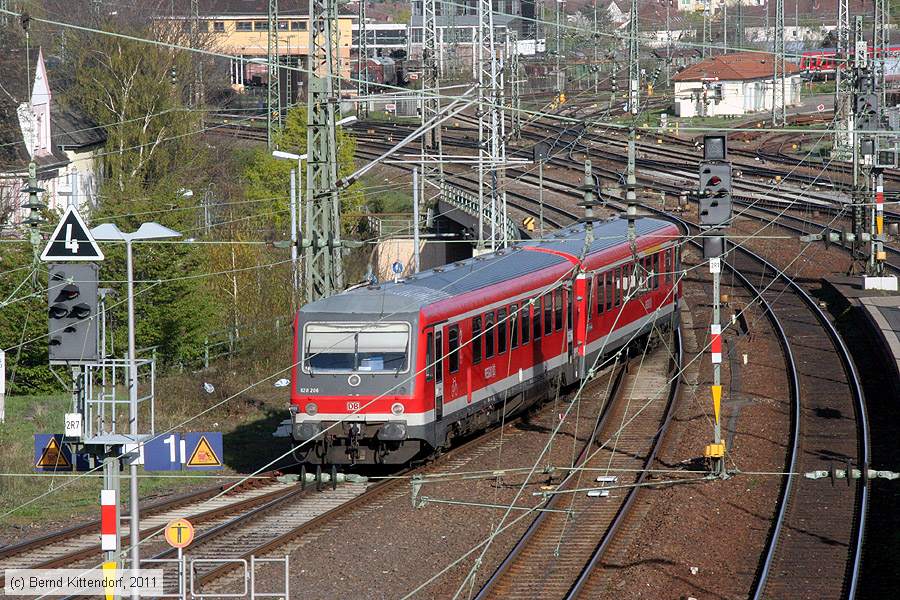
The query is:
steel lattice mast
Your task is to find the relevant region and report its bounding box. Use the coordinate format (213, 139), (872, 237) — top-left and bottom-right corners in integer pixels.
(701, 1), (711, 58)
(625, 0), (639, 251)
(772, 0), (786, 126)
(267, 0), (281, 149)
(834, 0), (852, 155)
(304, 0), (344, 300)
(508, 30), (522, 140)
(190, 0), (203, 107)
(627, 0), (639, 116)
(555, 0), (565, 99)
(356, 0), (368, 118)
(420, 0), (443, 208)
(874, 0), (889, 116)
(476, 0), (503, 250)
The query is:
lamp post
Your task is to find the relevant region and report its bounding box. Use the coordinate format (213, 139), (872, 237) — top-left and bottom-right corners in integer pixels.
(91, 221), (181, 593)
(272, 151), (308, 304)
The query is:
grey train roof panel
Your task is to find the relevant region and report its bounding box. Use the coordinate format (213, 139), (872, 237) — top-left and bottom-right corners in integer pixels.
(301, 217), (673, 315)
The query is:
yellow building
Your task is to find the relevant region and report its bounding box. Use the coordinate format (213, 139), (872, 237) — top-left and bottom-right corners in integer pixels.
(170, 1), (355, 85)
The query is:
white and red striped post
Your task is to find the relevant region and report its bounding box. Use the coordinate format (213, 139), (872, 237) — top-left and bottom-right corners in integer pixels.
(710, 323), (722, 364)
(101, 489), (117, 551)
(101, 455), (120, 600)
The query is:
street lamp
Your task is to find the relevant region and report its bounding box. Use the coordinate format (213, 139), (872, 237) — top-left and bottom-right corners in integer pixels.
(90, 221), (181, 583)
(272, 151), (307, 304)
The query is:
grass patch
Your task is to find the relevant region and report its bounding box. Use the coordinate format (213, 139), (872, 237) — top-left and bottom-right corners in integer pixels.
(0, 340), (294, 529)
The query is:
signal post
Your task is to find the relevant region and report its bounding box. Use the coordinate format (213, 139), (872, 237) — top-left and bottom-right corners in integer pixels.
(696, 135), (732, 479)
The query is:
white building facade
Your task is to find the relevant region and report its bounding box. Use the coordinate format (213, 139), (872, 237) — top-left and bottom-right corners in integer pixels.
(673, 52), (803, 118)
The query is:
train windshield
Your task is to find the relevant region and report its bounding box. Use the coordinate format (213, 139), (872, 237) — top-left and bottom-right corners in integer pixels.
(303, 322), (410, 373)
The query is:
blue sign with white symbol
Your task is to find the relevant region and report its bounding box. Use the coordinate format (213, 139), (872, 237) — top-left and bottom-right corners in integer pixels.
(143, 433), (182, 471)
(392, 261), (403, 275)
(183, 432), (224, 470)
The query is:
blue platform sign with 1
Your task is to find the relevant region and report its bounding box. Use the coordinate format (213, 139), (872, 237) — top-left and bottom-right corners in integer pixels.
(143, 432), (224, 471)
(143, 433), (182, 471)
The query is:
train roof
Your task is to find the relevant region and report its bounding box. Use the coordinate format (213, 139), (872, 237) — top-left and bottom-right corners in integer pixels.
(300, 217), (678, 317)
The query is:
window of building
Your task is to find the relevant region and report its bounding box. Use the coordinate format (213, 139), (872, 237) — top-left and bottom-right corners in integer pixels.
(254, 21), (268, 31)
(291, 21), (307, 31)
(213, 21), (225, 32)
(236, 21), (252, 31)
(472, 316), (483, 364)
(510, 305), (519, 348)
(278, 20), (288, 30)
(497, 309), (507, 354)
(448, 326), (459, 373)
(484, 312), (495, 358)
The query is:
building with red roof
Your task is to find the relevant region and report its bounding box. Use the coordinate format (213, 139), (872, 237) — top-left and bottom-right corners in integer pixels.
(672, 52), (802, 117)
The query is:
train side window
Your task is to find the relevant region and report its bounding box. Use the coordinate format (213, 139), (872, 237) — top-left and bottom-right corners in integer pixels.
(566, 288), (573, 331)
(435, 331), (443, 383)
(543, 292), (552, 333)
(472, 316), (483, 364)
(614, 267), (622, 307)
(554, 288), (563, 331)
(604, 270), (613, 311)
(652, 253), (660, 289)
(587, 276), (594, 317)
(521, 302), (531, 344)
(426, 332), (435, 381)
(510, 304), (519, 348)
(534, 297), (542, 340)
(664, 249), (673, 285)
(448, 326), (459, 373)
(485, 312), (496, 358)
(497, 309), (508, 354)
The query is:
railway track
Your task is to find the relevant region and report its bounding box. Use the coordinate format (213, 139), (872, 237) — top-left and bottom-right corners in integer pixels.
(0, 475), (289, 587)
(354, 135), (869, 598)
(475, 334), (682, 599)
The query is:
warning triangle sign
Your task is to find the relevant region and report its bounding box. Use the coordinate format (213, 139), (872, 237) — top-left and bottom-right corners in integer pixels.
(36, 437), (72, 469)
(187, 435), (222, 467)
(40, 206), (104, 262)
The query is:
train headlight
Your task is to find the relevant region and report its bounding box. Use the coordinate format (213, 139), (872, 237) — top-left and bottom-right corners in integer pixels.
(305, 402), (318, 416)
(391, 402), (405, 415)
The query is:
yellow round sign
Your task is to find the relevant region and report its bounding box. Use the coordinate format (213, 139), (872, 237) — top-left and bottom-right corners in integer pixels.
(164, 518), (194, 549)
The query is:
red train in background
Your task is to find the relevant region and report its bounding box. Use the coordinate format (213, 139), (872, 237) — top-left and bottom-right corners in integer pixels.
(287, 217), (681, 466)
(800, 46), (900, 78)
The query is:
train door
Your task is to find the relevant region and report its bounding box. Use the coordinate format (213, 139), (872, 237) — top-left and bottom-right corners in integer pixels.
(434, 328), (444, 420)
(565, 283), (574, 359)
(426, 326), (444, 421)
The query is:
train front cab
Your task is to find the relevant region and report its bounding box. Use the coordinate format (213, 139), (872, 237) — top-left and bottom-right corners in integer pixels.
(290, 311), (430, 465)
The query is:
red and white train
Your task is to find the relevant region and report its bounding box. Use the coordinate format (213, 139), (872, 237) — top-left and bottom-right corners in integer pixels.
(800, 46), (900, 79)
(289, 217), (681, 465)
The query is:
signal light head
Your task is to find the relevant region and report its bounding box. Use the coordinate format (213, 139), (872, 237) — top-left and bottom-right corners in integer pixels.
(58, 284), (80, 301)
(69, 304), (91, 320)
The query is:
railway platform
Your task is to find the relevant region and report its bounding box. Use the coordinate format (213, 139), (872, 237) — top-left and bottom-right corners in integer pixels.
(823, 275), (900, 386)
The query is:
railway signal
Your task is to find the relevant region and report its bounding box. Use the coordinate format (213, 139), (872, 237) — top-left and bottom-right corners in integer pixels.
(47, 263), (100, 363)
(696, 134), (732, 479)
(698, 160), (733, 229)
